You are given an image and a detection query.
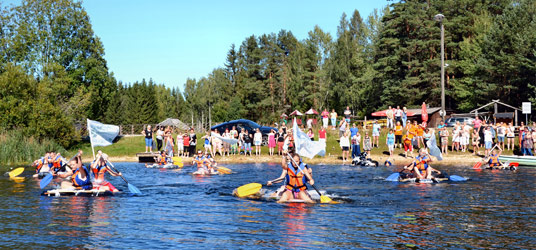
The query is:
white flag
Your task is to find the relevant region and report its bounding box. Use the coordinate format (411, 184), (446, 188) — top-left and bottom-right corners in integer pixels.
(426, 131), (443, 161)
(87, 119), (120, 147)
(292, 118), (326, 159)
(211, 132), (238, 145)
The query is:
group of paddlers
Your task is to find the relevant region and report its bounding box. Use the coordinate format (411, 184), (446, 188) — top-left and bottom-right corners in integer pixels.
(32, 150), (122, 192)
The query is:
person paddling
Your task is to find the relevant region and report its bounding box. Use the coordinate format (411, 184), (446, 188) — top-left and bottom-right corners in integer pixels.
(486, 149), (503, 169)
(59, 151), (92, 190)
(403, 148), (441, 180)
(267, 159), (313, 199)
(278, 153), (315, 203)
(91, 151), (122, 193)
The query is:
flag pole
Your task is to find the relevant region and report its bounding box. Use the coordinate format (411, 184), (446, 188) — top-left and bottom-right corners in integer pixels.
(87, 119), (96, 160)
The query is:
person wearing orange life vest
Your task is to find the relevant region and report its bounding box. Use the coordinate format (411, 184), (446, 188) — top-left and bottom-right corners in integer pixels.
(404, 148), (441, 179)
(192, 150), (209, 174)
(50, 152), (67, 172)
(33, 152), (50, 174)
(278, 153), (315, 203)
(59, 151), (92, 190)
(487, 149), (502, 168)
(91, 151), (122, 193)
(156, 151), (169, 165)
(267, 160), (313, 198)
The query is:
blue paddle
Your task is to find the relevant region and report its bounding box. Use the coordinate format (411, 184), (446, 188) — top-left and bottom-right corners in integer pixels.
(386, 172), (400, 182)
(449, 175), (468, 182)
(106, 160), (142, 195)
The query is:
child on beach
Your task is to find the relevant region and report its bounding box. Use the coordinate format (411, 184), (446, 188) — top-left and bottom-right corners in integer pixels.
(441, 128), (449, 155)
(403, 131), (414, 158)
(363, 133), (372, 156)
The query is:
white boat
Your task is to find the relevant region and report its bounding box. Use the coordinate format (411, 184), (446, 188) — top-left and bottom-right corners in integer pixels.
(498, 155), (536, 166)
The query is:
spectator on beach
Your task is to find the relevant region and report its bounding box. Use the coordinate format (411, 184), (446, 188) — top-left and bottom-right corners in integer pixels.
(414, 121), (424, 149)
(202, 131), (213, 156)
(395, 121), (403, 149)
(496, 122), (506, 151)
(176, 131), (184, 157)
(268, 129), (276, 156)
(242, 129), (253, 156)
(254, 128), (262, 156)
(519, 122), (526, 152)
(156, 126), (164, 151)
(230, 126), (239, 155)
(213, 130), (223, 157)
(141, 125), (153, 153)
(452, 123), (461, 152)
(403, 131), (414, 158)
(307, 128), (314, 141)
(340, 130), (350, 164)
(363, 132), (372, 156)
(532, 126), (536, 151)
(339, 119), (348, 138)
(386, 129), (395, 157)
(321, 109), (329, 129)
(441, 127), (450, 155)
(318, 126), (327, 144)
(394, 106), (402, 125)
(351, 130), (361, 159)
(188, 128), (197, 157)
(522, 127), (533, 156)
(423, 128), (432, 148)
(463, 122), (472, 152)
(402, 107), (408, 127)
(484, 126), (493, 156)
(164, 130), (174, 157)
(183, 133), (190, 157)
(306, 118), (313, 129)
(506, 122), (515, 151)
(372, 120), (381, 148)
(471, 130), (480, 155)
(277, 128), (286, 155)
(344, 106), (351, 123)
(330, 109), (338, 130)
(223, 129), (231, 156)
(386, 106), (394, 129)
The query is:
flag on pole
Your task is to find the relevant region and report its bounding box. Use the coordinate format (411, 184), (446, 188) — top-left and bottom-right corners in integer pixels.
(292, 118), (326, 159)
(87, 119), (120, 147)
(426, 130), (443, 161)
(211, 132), (239, 145)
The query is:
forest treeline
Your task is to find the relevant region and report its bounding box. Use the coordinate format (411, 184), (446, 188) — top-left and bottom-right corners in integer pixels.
(0, 0), (535, 149)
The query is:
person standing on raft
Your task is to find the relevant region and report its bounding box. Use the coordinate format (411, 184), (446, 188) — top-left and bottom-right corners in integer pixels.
(278, 153), (315, 203)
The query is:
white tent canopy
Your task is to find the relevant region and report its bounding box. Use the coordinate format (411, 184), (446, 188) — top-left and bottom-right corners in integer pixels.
(157, 118), (190, 130)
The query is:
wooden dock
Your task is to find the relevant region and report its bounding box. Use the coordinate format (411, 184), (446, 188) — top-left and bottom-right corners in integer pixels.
(136, 152), (159, 163)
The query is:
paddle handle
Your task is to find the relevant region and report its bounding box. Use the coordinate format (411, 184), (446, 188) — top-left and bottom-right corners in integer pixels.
(106, 160), (129, 184)
(310, 184), (323, 197)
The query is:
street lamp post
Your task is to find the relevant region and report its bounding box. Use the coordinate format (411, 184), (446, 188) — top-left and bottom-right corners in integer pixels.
(435, 13), (445, 121)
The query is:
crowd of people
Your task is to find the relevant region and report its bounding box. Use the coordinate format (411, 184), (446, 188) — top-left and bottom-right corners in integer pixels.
(140, 111), (536, 163)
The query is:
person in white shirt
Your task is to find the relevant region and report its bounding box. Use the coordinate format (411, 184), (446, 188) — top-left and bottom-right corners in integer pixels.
(340, 131), (350, 164)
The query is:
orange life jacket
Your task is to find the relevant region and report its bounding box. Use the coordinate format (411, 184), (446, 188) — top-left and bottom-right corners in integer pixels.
(92, 162), (109, 182)
(414, 155), (429, 171)
(285, 162), (307, 192)
(489, 154), (500, 167)
(52, 155), (64, 171)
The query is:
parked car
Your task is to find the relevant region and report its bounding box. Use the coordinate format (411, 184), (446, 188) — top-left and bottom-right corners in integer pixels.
(445, 117), (475, 127)
(211, 119), (278, 145)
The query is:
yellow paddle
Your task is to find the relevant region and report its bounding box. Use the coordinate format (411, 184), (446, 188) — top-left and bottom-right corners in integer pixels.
(216, 166), (231, 174)
(172, 157), (184, 167)
(8, 167), (24, 178)
(235, 183), (262, 198)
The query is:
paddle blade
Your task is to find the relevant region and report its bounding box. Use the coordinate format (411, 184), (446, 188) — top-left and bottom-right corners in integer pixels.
(40, 174), (54, 189)
(320, 195), (334, 204)
(8, 167), (24, 178)
(128, 183), (142, 195)
(473, 162), (482, 169)
(235, 183), (262, 198)
(217, 167), (231, 174)
(449, 175), (467, 182)
(386, 173), (400, 182)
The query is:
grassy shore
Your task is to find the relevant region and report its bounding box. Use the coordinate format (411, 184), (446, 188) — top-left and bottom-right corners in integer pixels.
(62, 129), (483, 167)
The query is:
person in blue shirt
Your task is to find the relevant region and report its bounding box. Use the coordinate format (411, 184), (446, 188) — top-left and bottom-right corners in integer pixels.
(386, 129), (396, 157)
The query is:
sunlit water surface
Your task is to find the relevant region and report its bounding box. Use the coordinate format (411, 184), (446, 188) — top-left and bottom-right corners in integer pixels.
(0, 162), (535, 249)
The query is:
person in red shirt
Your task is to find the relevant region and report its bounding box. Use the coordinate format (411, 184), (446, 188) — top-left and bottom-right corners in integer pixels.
(318, 126), (327, 143)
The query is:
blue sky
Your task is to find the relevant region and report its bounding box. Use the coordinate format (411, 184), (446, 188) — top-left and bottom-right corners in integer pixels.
(5, 0), (391, 89)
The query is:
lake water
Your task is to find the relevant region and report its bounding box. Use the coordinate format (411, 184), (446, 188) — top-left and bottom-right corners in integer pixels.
(1, 162), (535, 249)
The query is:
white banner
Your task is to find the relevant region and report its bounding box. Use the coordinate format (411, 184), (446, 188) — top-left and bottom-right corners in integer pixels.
(211, 132), (239, 145)
(293, 118), (326, 159)
(426, 131), (443, 161)
(87, 119), (120, 147)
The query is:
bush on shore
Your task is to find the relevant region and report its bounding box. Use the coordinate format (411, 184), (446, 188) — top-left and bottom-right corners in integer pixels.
(0, 130), (65, 167)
